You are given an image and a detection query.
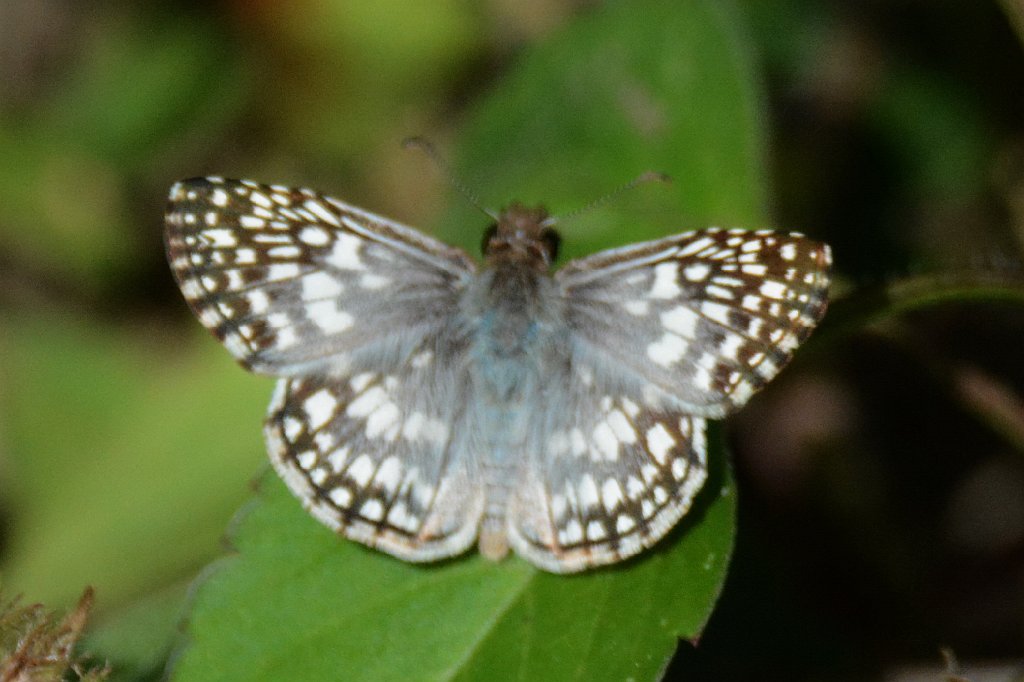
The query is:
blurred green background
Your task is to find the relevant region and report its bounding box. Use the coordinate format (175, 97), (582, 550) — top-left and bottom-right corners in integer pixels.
(1, 1), (1023, 680)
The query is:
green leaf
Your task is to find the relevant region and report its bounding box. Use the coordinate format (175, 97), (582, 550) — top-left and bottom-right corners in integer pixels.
(437, 0), (766, 256)
(83, 583), (190, 682)
(173, 0), (760, 678)
(173, 442), (731, 682)
(0, 313), (268, 609)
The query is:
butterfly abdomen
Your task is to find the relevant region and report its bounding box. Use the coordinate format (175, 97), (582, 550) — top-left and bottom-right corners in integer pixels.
(463, 263), (566, 561)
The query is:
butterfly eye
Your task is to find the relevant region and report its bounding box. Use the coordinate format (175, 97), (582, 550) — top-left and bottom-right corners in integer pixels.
(540, 228), (560, 262)
(481, 224), (499, 255)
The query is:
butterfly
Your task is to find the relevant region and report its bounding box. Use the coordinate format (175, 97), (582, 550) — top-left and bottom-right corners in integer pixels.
(164, 176), (831, 573)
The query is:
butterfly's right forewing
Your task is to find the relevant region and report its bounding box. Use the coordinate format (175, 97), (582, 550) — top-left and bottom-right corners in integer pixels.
(165, 177), (475, 377)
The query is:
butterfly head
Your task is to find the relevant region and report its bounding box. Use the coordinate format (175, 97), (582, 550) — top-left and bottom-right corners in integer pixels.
(482, 203), (561, 270)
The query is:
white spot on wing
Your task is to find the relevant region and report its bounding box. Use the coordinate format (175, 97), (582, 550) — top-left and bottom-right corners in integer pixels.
(578, 474), (600, 511)
(719, 333), (745, 361)
(347, 386), (386, 418)
(202, 228), (237, 247)
(266, 263), (302, 281)
(374, 456), (403, 493)
(329, 486), (352, 507)
(268, 245), (302, 259)
(247, 290), (269, 314)
(593, 422), (619, 461)
(350, 372), (375, 393)
(296, 450), (316, 470)
(601, 478), (624, 513)
(700, 301), (732, 325)
(647, 332), (688, 367)
(607, 410), (636, 444)
(646, 422), (675, 465)
(705, 284), (735, 300)
(303, 389), (338, 430)
(677, 235), (715, 257)
(623, 300), (649, 315)
(365, 400), (400, 440)
(304, 200), (342, 227)
(359, 273), (390, 289)
(307, 300), (354, 332)
(562, 519), (583, 544)
(360, 498), (384, 521)
(302, 271), (343, 300)
(760, 280), (788, 299)
(299, 226), (331, 246)
(649, 262), (681, 299)
(683, 263), (711, 281)
(327, 447), (349, 472)
(239, 215), (265, 229)
(402, 412), (426, 441)
(347, 454), (375, 487)
(387, 501), (417, 532)
(661, 306), (699, 338)
(672, 456), (688, 480)
(626, 476), (645, 499)
(326, 233), (365, 270)
(250, 191), (272, 208)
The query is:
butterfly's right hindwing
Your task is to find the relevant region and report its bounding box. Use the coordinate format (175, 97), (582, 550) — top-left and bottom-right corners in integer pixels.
(264, 323), (486, 562)
(165, 177), (475, 376)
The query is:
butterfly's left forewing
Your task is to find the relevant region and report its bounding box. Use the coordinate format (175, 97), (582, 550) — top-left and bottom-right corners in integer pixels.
(556, 228), (832, 418)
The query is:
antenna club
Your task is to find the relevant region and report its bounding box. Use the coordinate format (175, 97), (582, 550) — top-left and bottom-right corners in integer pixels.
(554, 169), (672, 223)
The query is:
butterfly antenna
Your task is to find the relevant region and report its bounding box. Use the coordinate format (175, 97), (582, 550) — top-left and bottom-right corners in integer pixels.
(550, 171), (672, 226)
(402, 137), (499, 221)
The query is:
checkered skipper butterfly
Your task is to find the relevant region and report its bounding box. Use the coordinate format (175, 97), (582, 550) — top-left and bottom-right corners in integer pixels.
(165, 177), (831, 573)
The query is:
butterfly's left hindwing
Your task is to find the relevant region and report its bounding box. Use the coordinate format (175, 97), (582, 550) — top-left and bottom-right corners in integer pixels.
(165, 178), (475, 377)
